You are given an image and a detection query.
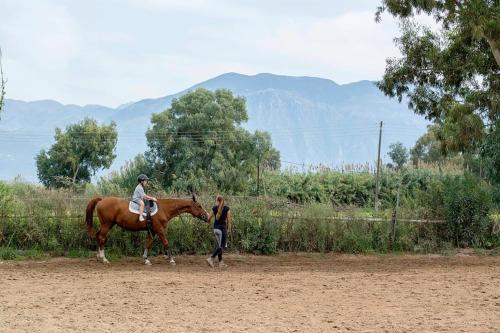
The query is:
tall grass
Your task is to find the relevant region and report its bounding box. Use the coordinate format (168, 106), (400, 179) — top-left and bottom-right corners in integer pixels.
(0, 168), (498, 259)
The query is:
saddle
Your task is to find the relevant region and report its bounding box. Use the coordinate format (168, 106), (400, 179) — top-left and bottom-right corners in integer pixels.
(128, 200), (159, 216)
(129, 200), (158, 237)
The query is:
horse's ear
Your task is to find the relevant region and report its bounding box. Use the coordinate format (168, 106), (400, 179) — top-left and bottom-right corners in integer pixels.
(192, 194), (196, 202)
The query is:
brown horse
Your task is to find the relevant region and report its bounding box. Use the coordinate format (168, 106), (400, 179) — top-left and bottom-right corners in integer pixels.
(85, 195), (208, 265)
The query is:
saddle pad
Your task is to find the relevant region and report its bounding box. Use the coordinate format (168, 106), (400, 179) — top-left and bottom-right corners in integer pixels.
(129, 201), (159, 216)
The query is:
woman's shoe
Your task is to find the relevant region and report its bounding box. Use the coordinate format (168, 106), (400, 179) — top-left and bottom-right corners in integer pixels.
(206, 257), (215, 268)
(219, 260), (227, 268)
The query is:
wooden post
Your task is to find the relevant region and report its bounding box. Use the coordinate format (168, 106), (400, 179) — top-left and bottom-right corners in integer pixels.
(392, 187), (400, 246)
(375, 121), (383, 211)
(390, 210), (396, 248)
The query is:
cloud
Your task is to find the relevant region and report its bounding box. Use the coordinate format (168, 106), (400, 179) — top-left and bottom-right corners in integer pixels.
(0, 0), (82, 104)
(0, 0), (80, 70)
(259, 11), (401, 83)
(0, 1), (414, 106)
(128, 0), (210, 11)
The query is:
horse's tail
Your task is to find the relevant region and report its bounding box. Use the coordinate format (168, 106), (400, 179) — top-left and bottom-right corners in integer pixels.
(85, 197), (102, 238)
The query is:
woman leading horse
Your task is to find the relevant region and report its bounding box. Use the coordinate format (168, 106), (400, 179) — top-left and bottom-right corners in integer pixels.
(85, 195), (208, 265)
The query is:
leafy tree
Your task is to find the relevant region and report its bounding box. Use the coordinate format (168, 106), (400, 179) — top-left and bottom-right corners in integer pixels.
(253, 130), (281, 170)
(410, 124), (446, 166)
(146, 88), (280, 193)
(375, 0), (499, 156)
(388, 142), (409, 169)
(36, 118), (118, 188)
(376, 1), (500, 67)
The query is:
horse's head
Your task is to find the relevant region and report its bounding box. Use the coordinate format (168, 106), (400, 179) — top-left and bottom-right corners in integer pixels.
(188, 194), (209, 223)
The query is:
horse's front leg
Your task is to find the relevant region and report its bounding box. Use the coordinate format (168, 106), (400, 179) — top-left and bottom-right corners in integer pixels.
(157, 227), (175, 265)
(142, 232), (154, 266)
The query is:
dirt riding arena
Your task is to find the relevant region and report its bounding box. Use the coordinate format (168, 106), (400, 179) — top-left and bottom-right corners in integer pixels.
(1, 254), (499, 332)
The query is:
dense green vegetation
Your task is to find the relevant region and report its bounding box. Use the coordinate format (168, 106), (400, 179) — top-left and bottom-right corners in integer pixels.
(1, 166), (498, 259)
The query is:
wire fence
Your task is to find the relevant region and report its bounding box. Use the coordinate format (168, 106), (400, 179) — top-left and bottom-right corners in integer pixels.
(1, 214), (444, 223)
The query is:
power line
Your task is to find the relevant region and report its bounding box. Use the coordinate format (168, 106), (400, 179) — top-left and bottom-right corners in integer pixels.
(0, 124), (426, 147)
(0, 122), (384, 135)
(0, 123), (428, 139)
(0, 132), (381, 144)
(0, 125), (381, 139)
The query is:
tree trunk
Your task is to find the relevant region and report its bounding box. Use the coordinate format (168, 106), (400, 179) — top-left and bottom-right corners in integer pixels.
(72, 164), (80, 184)
(484, 35), (500, 68)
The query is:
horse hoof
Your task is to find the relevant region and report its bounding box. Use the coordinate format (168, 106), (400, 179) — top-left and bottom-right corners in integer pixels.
(144, 259), (152, 266)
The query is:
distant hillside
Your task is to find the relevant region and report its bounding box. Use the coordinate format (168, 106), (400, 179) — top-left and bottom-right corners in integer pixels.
(0, 73), (428, 181)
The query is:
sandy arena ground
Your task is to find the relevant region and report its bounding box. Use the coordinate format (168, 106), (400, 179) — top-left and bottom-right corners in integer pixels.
(0, 253), (499, 333)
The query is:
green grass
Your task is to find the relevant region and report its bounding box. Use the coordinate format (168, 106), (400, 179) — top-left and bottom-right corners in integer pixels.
(66, 248), (94, 258)
(0, 247), (51, 260)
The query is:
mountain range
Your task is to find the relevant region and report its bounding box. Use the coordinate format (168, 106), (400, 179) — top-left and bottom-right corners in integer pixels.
(0, 72), (429, 181)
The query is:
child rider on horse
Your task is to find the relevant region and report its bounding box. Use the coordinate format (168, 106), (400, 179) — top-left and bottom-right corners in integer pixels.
(132, 174), (157, 222)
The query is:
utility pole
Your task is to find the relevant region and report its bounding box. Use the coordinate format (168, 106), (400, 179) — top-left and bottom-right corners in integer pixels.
(375, 121), (383, 211)
(256, 155), (260, 196)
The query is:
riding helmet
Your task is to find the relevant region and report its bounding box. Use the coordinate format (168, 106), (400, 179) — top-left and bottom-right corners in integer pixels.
(137, 174), (149, 182)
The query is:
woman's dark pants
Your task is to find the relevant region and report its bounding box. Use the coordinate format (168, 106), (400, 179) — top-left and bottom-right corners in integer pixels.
(211, 227), (227, 261)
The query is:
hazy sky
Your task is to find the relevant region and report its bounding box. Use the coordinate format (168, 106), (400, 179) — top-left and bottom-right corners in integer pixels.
(1, 0), (417, 107)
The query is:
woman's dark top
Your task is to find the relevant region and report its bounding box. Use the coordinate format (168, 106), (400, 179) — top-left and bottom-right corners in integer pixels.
(212, 205), (229, 229)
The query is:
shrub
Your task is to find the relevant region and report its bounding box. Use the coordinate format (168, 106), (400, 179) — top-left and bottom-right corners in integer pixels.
(443, 174), (493, 247)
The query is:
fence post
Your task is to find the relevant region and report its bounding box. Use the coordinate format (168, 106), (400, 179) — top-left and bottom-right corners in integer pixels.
(390, 187), (400, 249)
(389, 210), (396, 248)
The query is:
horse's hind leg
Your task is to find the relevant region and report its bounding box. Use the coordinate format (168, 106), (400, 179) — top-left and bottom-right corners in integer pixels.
(157, 228), (175, 265)
(143, 233), (154, 266)
(96, 223), (112, 264)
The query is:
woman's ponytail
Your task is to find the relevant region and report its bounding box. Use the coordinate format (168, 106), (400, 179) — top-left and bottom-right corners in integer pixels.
(216, 195), (224, 220)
